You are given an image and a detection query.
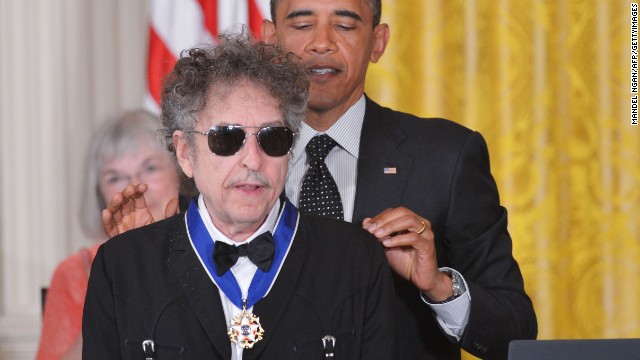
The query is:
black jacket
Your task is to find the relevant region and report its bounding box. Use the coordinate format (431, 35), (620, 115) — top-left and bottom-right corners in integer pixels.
(351, 97), (537, 359)
(82, 211), (395, 360)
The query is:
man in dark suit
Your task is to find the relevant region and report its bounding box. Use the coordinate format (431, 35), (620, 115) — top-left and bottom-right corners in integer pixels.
(261, 1), (537, 359)
(84, 32), (395, 359)
(103, 1), (537, 359)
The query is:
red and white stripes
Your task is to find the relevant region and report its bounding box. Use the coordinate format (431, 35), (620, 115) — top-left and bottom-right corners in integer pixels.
(145, 0), (270, 113)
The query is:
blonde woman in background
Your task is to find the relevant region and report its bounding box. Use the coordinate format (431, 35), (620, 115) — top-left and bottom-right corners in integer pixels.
(36, 110), (181, 360)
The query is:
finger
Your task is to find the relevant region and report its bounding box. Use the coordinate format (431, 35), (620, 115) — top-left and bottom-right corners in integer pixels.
(365, 207), (413, 231)
(120, 183), (139, 199)
(120, 193), (135, 218)
(107, 185), (135, 222)
(121, 184), (147, 218)
(367, 207), (402, 224)
(380, 229), (433, 249)
(370, 213), (416, 238)
(133, 183), (148, 196)
(132, 187), (150, 211)
(362, 217), (382, 230)
(121, 184), (143, 217)
(107, 192), (125, 224)
(106, 191), (124, 212)
(363, 208), (401, 233)
(102, 209), (118, 238)
(376, 235), (392, 244)
(164, 198), (180, 219)
(371, 210), (431, 239)
(413, 219), (428, 235)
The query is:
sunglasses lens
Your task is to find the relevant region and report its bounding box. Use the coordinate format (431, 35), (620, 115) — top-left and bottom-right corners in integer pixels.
(208, 126), (246, 156)
(257, 127), (294, 157)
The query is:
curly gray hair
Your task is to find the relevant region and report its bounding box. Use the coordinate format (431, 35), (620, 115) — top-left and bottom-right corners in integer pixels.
(160, 30), (309, 154)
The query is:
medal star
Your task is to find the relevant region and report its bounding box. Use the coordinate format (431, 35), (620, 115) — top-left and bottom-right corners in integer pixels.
(228, 309), (265, 349)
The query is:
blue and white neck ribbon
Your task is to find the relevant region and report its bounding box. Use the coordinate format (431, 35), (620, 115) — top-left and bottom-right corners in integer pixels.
(186, 198), (299, 309)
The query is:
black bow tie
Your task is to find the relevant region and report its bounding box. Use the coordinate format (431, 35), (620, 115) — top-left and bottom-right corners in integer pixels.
(212, 232), (275, 276)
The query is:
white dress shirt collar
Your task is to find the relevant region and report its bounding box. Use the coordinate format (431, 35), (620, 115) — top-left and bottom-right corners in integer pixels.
(290, 95), (366, 166)
(196, 195), (282, 360)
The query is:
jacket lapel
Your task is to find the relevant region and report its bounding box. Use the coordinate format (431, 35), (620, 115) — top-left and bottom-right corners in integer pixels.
(242, 227), (305, 360)
(170, 219), (232, 359)
(353, 97), (413, 224)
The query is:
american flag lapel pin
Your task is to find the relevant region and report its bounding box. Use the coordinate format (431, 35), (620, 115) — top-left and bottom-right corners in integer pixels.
(383, 167), (397, 174)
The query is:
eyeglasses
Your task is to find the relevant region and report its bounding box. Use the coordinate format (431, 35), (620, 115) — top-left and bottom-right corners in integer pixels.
(188, 125), (295, 157)
(100, 161), (171, 191)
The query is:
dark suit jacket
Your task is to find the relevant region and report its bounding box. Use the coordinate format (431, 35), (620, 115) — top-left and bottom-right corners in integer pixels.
(82, 212), (395, 359)
(352, 97), (537, 359)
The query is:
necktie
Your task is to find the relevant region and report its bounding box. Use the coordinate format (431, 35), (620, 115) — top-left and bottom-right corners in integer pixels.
(212, 232), (275, 276)
(299, 134), (344, 220)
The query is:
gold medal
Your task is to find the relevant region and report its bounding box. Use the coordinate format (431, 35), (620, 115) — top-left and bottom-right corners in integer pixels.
(228, 300), (264, 349)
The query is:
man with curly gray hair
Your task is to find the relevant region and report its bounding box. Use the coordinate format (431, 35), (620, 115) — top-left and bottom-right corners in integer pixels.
(83, 31), (395, 359)
(161, 33), (308, 150)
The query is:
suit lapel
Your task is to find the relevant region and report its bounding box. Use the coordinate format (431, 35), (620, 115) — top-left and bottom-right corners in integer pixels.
(353, 97), (413, 224)
(170, 220), (232, 359)
(242, 226), (305, 360)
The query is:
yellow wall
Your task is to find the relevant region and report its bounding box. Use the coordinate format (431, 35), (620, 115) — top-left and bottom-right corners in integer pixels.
(366, 1), (639, 357)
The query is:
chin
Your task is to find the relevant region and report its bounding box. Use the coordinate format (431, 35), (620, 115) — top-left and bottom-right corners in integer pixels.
(232, 207), (270, 226)
(308, 96), (341, 113)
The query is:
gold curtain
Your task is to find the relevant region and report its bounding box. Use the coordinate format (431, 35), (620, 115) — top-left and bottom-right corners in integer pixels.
(366, 0), (640, 357)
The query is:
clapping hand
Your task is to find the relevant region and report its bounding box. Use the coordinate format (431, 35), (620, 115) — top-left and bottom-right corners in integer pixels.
(102, 183), (179, 238)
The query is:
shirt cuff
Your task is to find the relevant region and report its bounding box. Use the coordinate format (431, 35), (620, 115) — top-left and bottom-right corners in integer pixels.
(420, 267), (471, 341)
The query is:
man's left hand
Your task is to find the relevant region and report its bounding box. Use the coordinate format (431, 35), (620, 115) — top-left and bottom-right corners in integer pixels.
(363, 207), (453, 302)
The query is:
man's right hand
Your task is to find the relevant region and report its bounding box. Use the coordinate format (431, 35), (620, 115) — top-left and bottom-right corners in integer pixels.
(102, 183), (179, 238)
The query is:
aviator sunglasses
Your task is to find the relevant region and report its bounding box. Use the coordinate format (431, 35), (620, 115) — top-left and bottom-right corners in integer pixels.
(188, 125), (295, 157)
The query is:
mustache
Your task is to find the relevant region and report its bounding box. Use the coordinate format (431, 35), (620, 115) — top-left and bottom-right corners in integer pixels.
(226, 171), (271, 189)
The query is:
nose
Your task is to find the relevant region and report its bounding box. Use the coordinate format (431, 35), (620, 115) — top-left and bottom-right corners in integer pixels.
(131, 173), (143, 184)
(306, 24), (337, 54)
(240, 134), (264, 171)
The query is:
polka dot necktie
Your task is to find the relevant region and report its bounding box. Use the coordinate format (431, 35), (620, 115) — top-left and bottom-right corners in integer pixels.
(299, 134), (344, 220)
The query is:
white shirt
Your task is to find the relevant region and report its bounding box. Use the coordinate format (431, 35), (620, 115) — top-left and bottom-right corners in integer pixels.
(285, 95), (471, 340)
(197, 195), (281, 360)
(286, 96), (365, 223)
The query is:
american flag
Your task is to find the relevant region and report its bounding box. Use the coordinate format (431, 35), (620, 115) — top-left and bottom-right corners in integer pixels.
(145, 0), (270, 113)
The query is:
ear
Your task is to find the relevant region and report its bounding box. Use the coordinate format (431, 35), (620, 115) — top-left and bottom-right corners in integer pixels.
(370, 23), (390, 63)
(173, 130), (194, 179)
(261, 19), (277, 45)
